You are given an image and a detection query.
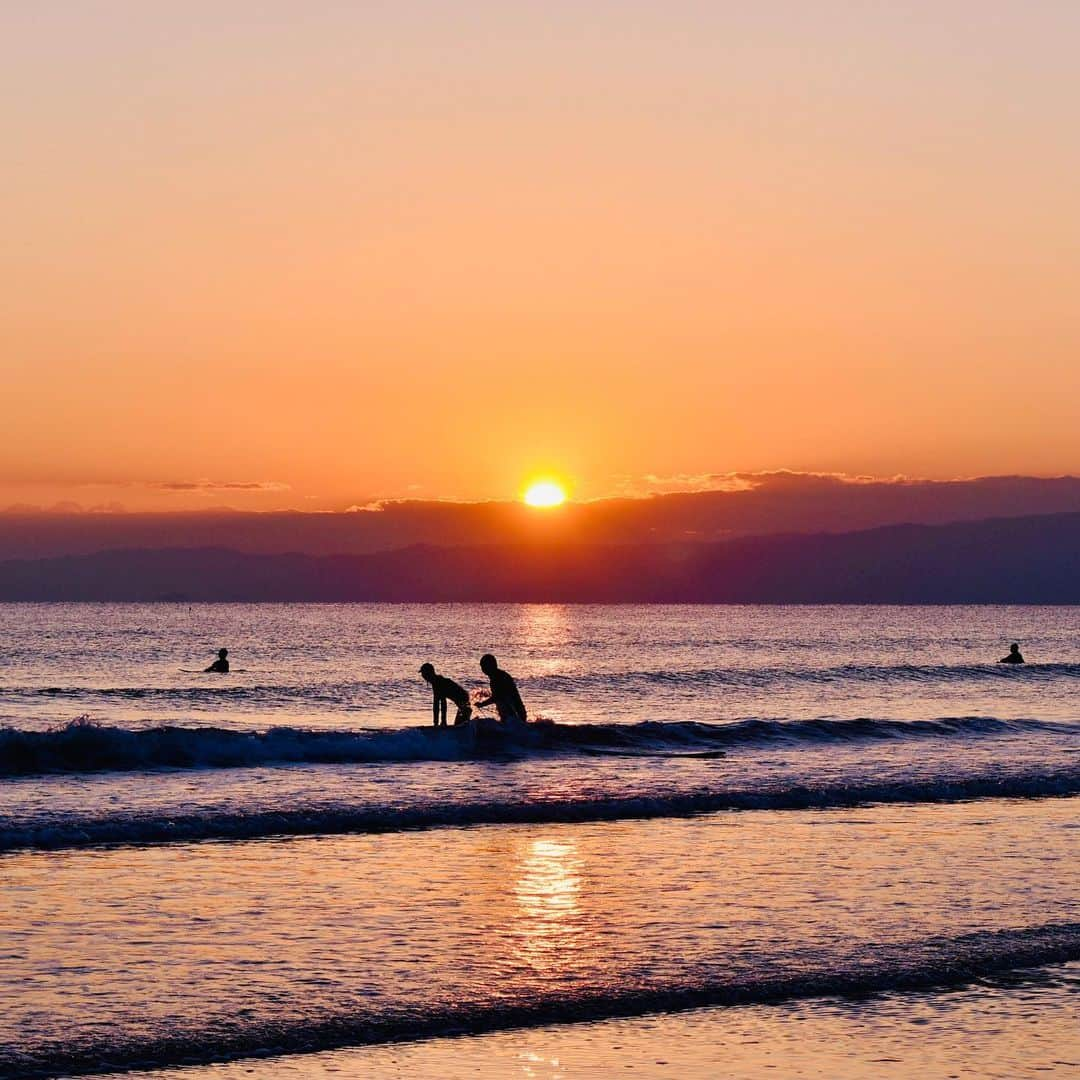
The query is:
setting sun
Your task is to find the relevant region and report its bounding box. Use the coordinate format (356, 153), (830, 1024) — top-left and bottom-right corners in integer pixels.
(523, 481), (567, 508)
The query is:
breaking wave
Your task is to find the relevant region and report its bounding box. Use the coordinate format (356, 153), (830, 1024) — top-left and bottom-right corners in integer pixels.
(2, 922), (1077, 1079)
(5, 767), (1079, 853)
(0, 715), (1067, 777)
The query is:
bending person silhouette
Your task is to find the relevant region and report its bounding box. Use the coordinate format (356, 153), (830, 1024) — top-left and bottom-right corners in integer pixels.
(419, 663), (472, 727)
(998, 642), (1025, 665)
(206, 648), (230, 673)
(475, 653), (527, 727)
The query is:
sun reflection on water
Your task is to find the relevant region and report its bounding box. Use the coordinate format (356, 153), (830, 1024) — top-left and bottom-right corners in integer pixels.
(515, 606), (575, 698)
(516, 604), (572, 649)
(517, 1048), (568, 1079)
(512, 838), (583, 973)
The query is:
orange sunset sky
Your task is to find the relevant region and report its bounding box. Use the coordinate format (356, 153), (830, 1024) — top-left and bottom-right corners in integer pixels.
(4, 2), (1079, 512)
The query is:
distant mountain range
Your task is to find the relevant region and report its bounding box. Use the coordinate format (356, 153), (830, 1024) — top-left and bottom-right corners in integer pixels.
(1, 512), (1077, 602)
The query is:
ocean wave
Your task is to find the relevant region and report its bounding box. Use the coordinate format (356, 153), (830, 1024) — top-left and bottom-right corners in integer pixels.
(4, 768), (1078, 853)
(0, 684), (367, 706)
(533, 661), (1080, 692)
(2, 922), (1077, 1079)
(2, 661), (1077, 705)
(0, 715), (1067, 777)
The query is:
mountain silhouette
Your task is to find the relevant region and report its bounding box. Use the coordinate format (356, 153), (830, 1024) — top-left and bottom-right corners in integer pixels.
(0, 512), (1077, 603)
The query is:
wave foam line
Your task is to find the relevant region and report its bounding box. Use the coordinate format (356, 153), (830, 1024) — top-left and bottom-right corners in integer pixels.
(1, 716), (1069, 777)
(3, 922), (1078, 1079)
(576, 661), (1080, 688)
(4, 768), (1078, 853)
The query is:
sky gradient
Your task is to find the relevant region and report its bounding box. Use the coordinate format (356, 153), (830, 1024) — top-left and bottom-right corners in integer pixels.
(4, 2), (1079, 511)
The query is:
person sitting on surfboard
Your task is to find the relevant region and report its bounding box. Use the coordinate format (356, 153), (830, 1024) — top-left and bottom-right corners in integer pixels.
(419, 663), (473, 727)
(998, 642), (1025, 664)
(205, 648), (230, 674)
(475, 653), (527, 727)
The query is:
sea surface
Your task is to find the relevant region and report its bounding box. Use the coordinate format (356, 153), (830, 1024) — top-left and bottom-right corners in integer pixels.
(0, 603), (1077, 1078)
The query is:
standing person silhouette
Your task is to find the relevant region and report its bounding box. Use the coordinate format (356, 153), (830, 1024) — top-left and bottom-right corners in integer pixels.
(475, 653), (527, 728)
(998, 643), (1025, 665)
(206, 648), (230, 673)
(419, 663), (472, 727)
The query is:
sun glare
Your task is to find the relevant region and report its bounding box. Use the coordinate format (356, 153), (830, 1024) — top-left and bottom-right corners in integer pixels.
(523, 480), (567, 508)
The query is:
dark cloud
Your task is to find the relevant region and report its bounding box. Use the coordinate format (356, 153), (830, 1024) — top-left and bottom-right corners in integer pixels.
(2, 473), (1080, 560)
(620, 469), (902, 497)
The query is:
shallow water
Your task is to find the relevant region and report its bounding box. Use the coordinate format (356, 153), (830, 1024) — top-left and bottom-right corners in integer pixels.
(3, 799), (1078, 1075)
(107, 964), (1080, 1080)
(1, 604), (1077, 1077)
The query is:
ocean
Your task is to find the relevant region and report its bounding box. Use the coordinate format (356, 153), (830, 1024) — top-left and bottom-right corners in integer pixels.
(1, 603), (1077, 1079)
